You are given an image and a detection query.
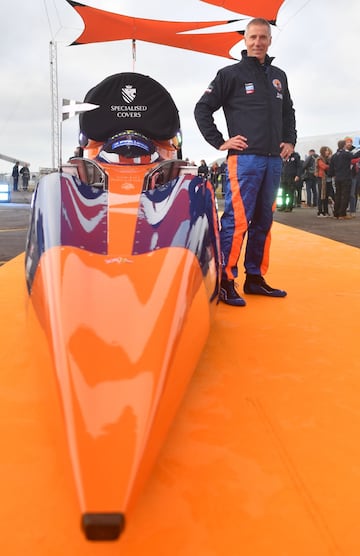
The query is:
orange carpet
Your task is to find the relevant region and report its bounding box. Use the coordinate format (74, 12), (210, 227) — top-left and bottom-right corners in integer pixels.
(1, 222), (360, 555)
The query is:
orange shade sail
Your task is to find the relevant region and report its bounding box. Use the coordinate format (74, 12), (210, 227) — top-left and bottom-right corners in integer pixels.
(66, 0), (285, 59)
(201, 0), (284, 21)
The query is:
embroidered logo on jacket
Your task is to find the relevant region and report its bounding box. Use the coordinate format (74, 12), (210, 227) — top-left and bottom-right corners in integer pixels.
(245, 82), (255, 94)
(272, 79), (282, 92)
(272, 79), (283, 99)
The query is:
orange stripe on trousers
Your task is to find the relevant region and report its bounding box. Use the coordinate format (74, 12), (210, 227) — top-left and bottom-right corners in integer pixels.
(224, 156), (247, 280)
(259, 199), (277, 276)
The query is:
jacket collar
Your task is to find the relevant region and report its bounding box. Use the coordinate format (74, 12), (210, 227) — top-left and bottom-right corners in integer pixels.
(241, 49), (274, 66)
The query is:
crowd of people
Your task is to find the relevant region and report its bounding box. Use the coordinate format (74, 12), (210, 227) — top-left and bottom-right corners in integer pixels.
(197, 136), (360, 224)
(277, 137), (360, 219)
(196, 159), (227, 196)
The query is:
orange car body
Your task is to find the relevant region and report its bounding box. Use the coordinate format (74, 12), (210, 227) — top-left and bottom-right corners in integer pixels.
(25, 73), (221, 540)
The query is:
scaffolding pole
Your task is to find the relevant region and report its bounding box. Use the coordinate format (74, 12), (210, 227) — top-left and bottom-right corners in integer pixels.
(49, 41), (59, 170)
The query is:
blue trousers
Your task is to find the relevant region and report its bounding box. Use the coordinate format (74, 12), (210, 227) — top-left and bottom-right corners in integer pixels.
(220, 154), (282, 280)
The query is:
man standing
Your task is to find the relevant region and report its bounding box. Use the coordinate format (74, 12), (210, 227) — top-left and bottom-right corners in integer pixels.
(302, 149), (318, 207)
(219, 160), (227, 197)
(197, 159), (209, 179)
(344, 136), (359, 216)
(20, 164), (30, 191)
(329, 140), (359, 219)
(12, 161), (19, 191)
(278, 151), (302, 211)
(194, 18), (297, 306)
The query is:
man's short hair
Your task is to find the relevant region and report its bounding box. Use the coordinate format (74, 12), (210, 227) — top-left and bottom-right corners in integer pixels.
(338, 140), (346, 150)
(245, 18), (271, 36)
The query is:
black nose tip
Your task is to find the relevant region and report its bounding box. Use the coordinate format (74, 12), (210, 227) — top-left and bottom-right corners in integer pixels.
(82, 512), (125, 541)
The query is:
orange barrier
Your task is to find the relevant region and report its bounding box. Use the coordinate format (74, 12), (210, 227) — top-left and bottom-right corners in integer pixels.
(1, 222), (360, 554)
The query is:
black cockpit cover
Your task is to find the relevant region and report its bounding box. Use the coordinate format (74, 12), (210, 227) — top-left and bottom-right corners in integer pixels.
(80, 72), (181, 142)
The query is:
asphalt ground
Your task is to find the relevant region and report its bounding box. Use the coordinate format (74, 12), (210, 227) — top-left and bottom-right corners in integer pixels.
(0, 190), (32, 266)
(0, 190), (359, 267)
(273, 203), (360, 249)
(218, 196), (360, 249)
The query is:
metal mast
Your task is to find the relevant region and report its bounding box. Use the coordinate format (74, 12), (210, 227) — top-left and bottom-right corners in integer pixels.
(49, 40), (59, 170)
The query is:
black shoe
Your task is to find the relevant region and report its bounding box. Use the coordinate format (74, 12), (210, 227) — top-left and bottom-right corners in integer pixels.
(220, 279), (246, 306)
(243, 275), (287, 298)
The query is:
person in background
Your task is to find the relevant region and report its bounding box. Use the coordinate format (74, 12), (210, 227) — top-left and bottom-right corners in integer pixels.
(316, 146), (332, 217)
(197, 159), (209, 179)
(209, 161), (219, 191)
(194, 17), (297, 307)
(294, 155), (304, 207)
(12, 161), (19, 191)
(325, 148), (335, 215)
(20, 164), (30, 191)
(278, 151), (302, 212)
(219, 160), (227, 197)
(355, 159), (360, 215)
(344, 136), (359, 216)
(328, 140), (359, 219)
(302, 149), (318, 207)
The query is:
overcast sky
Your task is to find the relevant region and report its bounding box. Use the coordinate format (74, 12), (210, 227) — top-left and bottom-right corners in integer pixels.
(1, 0), (360, 174)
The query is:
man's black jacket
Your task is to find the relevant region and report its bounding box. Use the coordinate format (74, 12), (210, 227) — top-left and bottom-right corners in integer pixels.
(329, 149), (358, 181)
(281, 152), (302, 178)
(194, 51), (297, 157)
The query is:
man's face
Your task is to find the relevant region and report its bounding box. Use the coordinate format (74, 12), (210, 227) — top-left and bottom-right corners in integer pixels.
(244, 24), (272, 63)
(345, 138), (353, 150)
